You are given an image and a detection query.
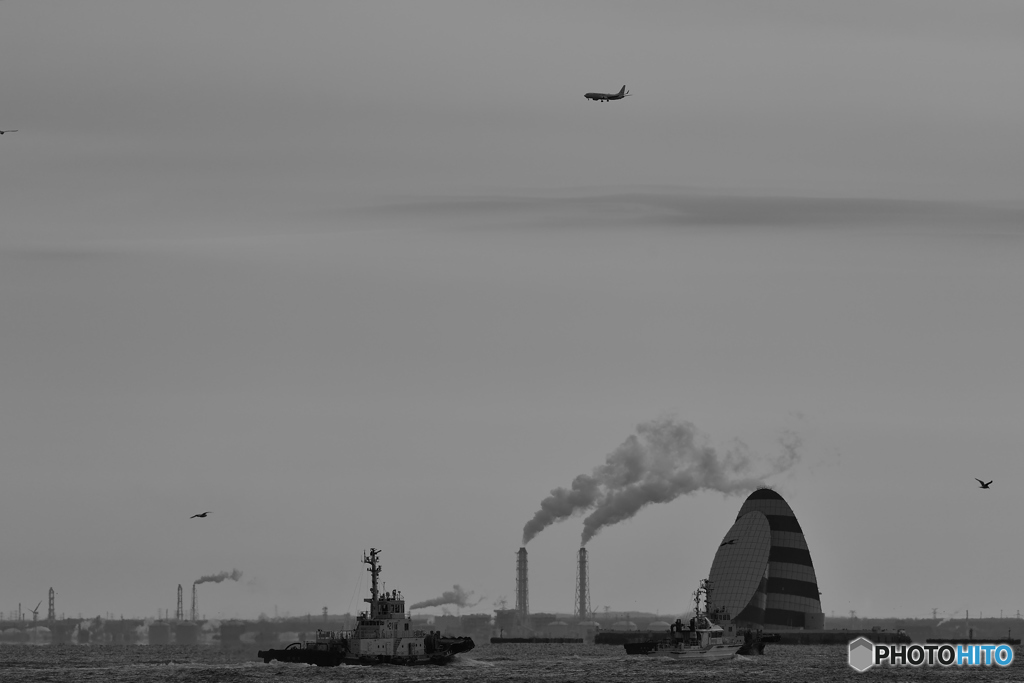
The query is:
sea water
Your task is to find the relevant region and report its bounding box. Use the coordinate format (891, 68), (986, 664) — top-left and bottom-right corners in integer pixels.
(0, 642), (1019, 682)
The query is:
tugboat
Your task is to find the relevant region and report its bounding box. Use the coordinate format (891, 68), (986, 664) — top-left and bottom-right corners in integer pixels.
(623, 579), (742, 660)
(257, 548), (475, 666)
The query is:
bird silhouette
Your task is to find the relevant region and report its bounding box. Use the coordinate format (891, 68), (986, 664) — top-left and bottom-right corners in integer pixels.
(190, 511), (213, 518)
(719, 539), (737, 547)
(975, 479), (992, 489)
(0, 130), (18, 135)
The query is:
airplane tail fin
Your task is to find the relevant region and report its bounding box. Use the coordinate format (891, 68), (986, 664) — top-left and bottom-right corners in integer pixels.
(618, 85), (626, 96)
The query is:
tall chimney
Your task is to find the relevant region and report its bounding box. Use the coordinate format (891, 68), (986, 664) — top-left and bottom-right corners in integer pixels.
(575, 547), (590, 621)
(176, 584), (183, 622)
(191, 583), (198, 622)
(516, 547), (529, 618)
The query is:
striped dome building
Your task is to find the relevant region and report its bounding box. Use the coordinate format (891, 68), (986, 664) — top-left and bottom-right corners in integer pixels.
(707, 488), (824, 630)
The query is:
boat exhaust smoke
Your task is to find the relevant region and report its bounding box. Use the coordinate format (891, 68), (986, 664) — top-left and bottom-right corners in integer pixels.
(409, 585), (483, 610)
(521, 417), (802, 545)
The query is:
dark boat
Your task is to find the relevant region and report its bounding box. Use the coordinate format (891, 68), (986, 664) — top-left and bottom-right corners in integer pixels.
(737, 630), (780, 655)
(258, 548), (475, 666)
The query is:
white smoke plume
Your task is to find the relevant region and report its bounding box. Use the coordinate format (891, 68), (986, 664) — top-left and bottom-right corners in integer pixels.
(522, 417), (801, 546)
(194, 569), (243, 585)
(409, 585), (483, 610)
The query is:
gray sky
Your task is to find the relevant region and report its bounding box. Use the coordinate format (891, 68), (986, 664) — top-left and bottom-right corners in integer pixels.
(2, 2), (1022, 622)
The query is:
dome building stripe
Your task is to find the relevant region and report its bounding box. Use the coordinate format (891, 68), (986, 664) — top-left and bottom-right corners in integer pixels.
(765, 577), (821, 601)
(764, 608), (812, 629)
(768, 563), (818, 583)
(768, 547), (813, 566)
(764, 515), (803, 534)
(769, 531), (810, 549)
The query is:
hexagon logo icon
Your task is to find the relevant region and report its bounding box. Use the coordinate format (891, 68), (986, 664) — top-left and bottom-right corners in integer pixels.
(848, 637), (875, 672)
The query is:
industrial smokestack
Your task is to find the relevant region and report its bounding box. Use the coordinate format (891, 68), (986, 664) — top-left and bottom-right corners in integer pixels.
(191, 583), (197, 622)
(176, 584), (183, 622)
(575, 547), (590, 621)
(516, 547), (529, 618)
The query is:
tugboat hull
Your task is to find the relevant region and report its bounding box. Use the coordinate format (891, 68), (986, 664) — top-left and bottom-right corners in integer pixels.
(258, 637), (475, 667)
(663, 644), (741, 660)
(624, 640), (740, 660)
(258, 643), (344, 666)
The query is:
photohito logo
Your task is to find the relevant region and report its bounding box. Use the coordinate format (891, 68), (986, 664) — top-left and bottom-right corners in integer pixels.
(848, 639), (1014, 671)
(848, 637), (874, 672)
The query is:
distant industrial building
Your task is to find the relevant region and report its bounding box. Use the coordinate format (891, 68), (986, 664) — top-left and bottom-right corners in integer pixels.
(707, 488), (825, 630)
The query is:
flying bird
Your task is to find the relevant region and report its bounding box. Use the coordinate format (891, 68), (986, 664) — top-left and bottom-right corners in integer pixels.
(975, 479), (992, 489)
(190, 511), (213, 518)
(720, 539), (737, 547)
(0, 130), (17, 135)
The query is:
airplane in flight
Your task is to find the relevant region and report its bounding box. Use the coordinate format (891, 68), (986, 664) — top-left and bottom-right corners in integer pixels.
(584, 86), (629, 102)
(0, 130), (17, 135)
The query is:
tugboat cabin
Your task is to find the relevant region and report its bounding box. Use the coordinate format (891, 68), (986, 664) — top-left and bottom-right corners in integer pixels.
(672, 616), (726, 647)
